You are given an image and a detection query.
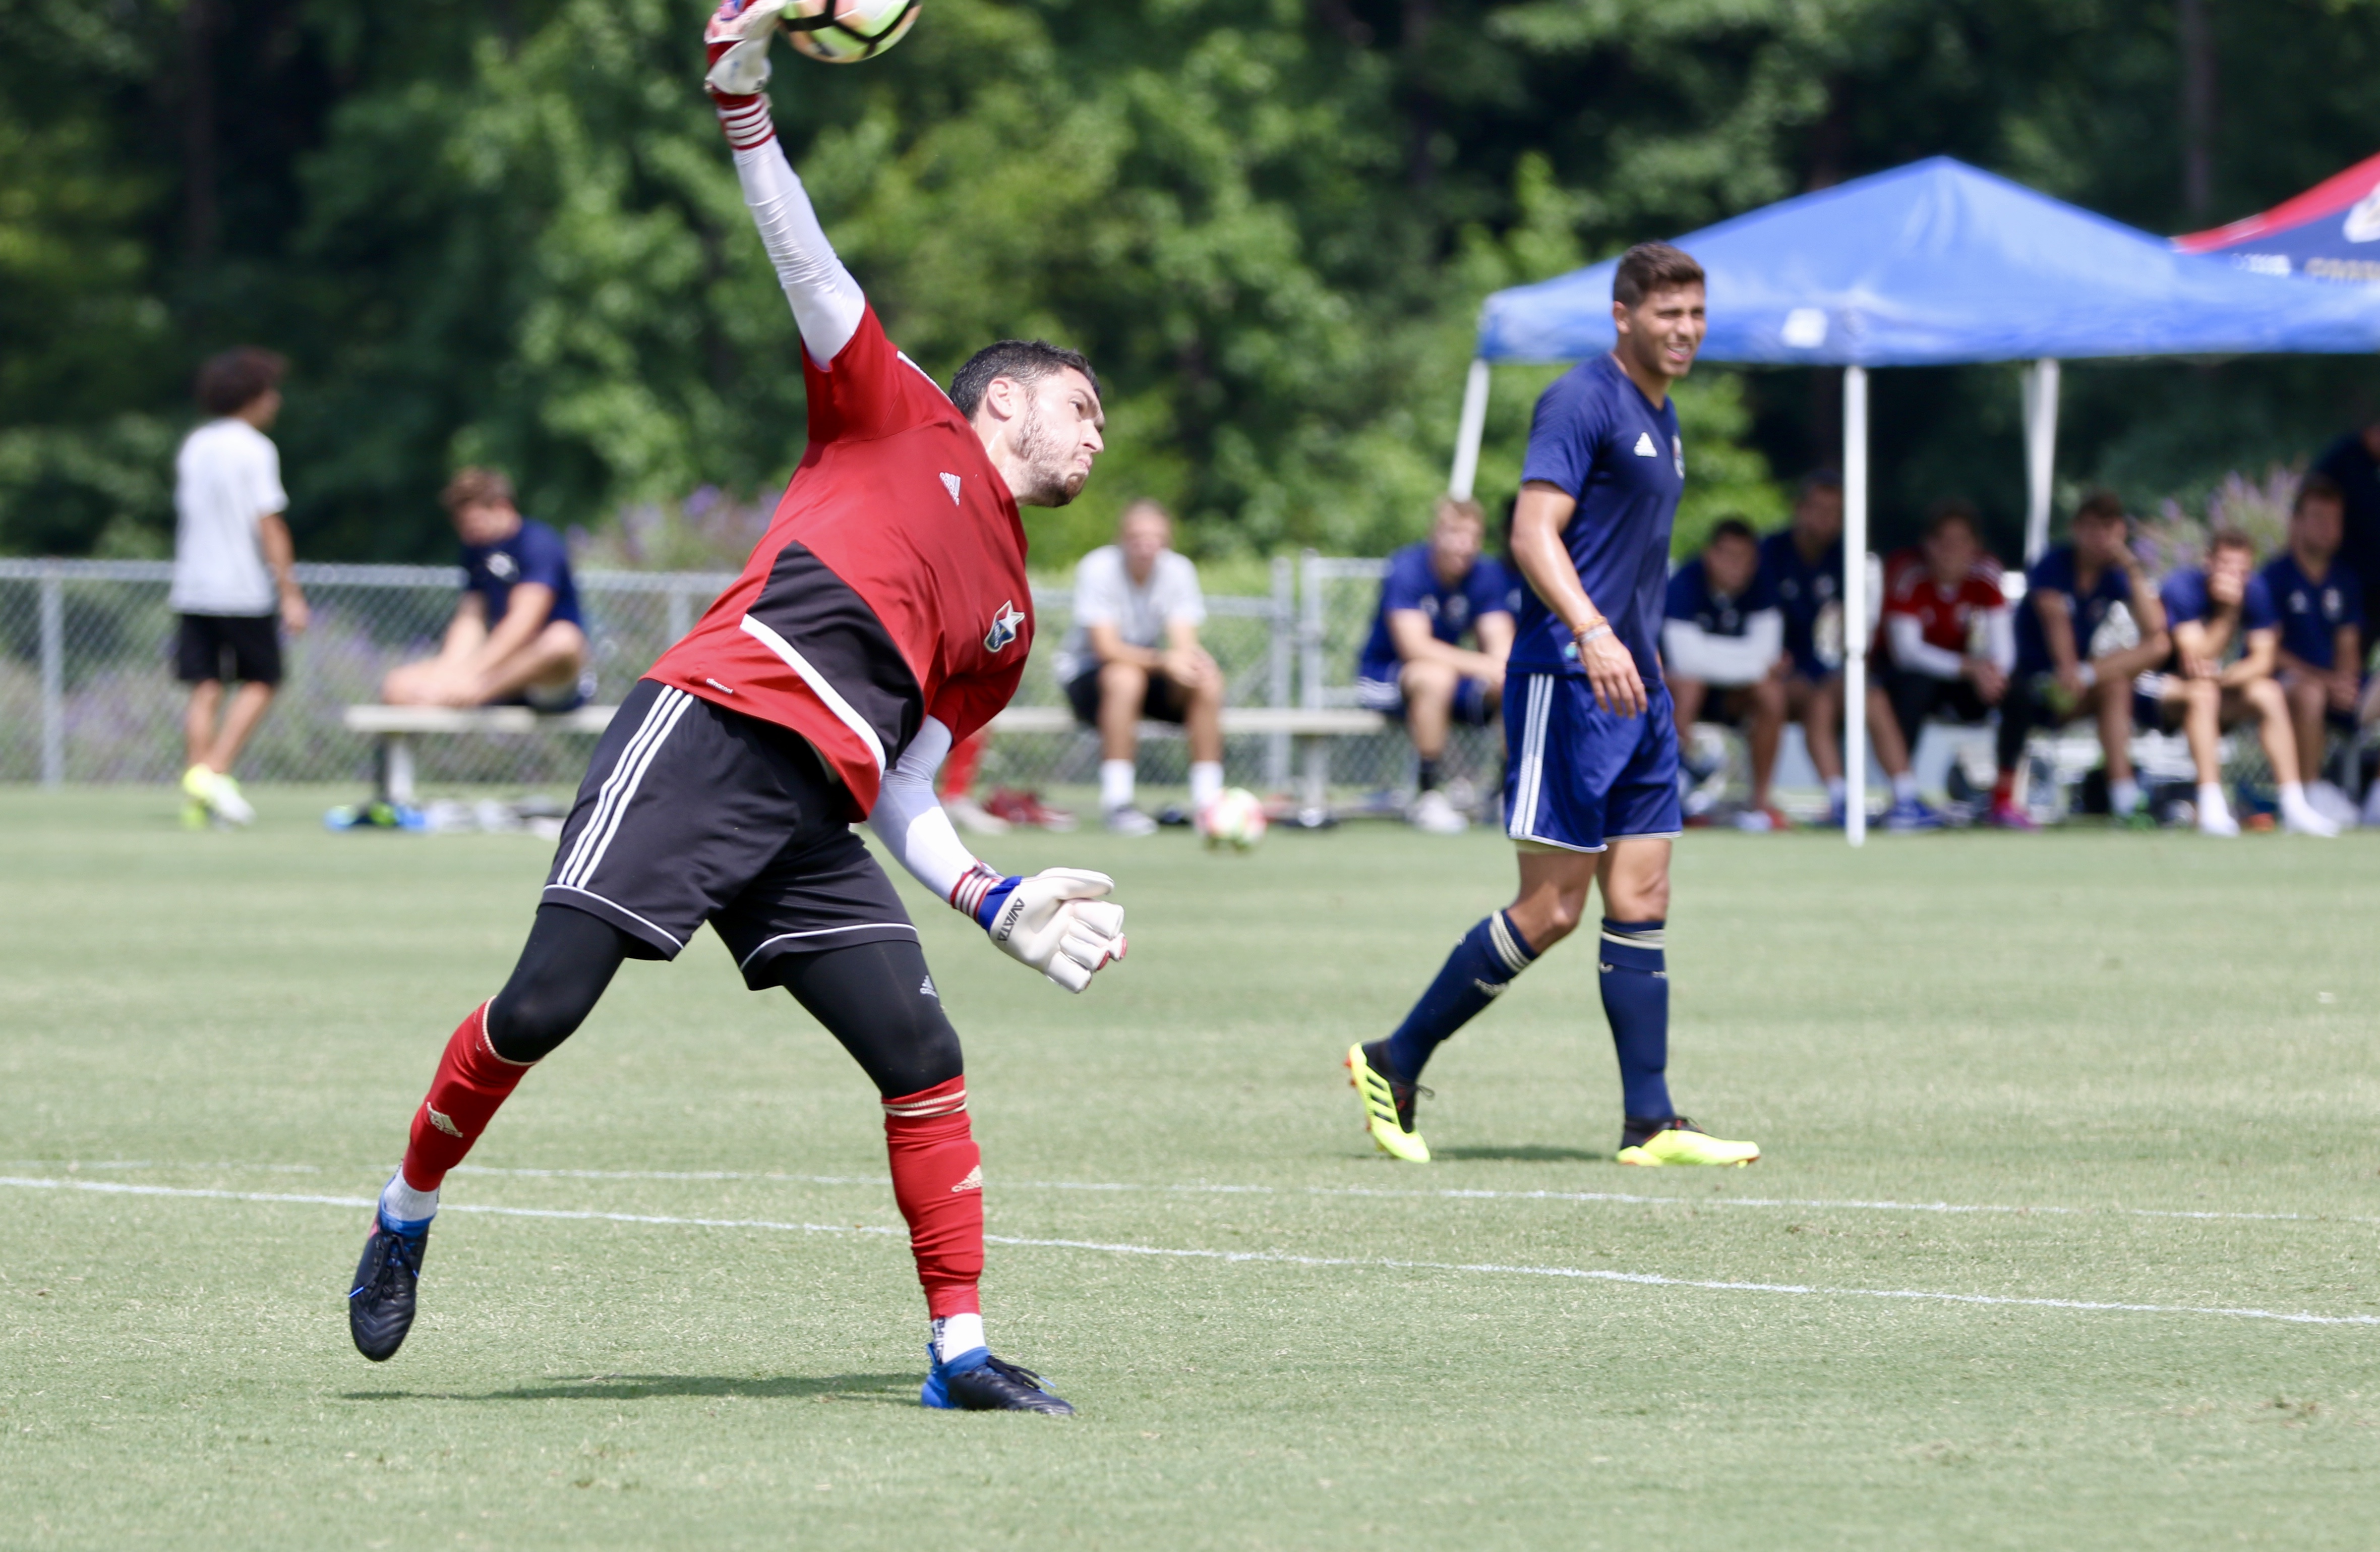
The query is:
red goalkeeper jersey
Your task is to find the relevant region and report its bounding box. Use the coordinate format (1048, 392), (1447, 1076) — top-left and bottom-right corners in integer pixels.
(1884, 563), (2006, 655)
(647, 307), (1032, 816)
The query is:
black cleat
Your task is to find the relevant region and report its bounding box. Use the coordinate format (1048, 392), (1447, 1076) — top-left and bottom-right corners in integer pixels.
(348, 1215), (428, 1362)
(923, 1347), (1075, 1414)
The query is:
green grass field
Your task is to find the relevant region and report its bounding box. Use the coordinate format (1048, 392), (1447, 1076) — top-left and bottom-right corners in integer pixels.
(5, 786), (2380, 1548)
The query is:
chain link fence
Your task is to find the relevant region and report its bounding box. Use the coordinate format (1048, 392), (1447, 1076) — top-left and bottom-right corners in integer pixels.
(0, 555), (1458, 801)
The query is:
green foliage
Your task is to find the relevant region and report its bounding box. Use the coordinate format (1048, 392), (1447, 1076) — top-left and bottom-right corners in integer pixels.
(9, 0), (2380, 566)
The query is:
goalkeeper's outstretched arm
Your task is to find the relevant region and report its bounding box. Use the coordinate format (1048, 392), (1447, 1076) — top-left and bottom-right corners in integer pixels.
(705, 1), (864, 366)
(869, 719), (1128, 994)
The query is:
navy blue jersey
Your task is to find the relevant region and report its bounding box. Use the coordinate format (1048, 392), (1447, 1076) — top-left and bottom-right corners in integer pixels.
(1758, 529), (1842, 676)
(2159, 565), (2277, 647)
(2260, 552), (2364, 668)
(2013, 545), (2134, 675)
(1664, 556), (1776, 637)
(463, 518), (582, 630)
(1510, 355), (1683, 679)
(1357, 542), (1518, 683)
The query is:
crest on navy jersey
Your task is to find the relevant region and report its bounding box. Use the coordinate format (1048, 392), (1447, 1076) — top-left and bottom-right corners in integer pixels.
(485, 551), (519, 581)
(984, 600), (1025, 653)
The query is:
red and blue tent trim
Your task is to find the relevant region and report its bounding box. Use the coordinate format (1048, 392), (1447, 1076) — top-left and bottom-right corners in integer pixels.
(2174, 150), (2380, 282)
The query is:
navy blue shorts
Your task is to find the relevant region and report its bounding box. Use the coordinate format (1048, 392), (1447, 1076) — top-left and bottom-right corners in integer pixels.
(1354, 669), (1497, 726)
(1502, 672), (1682, 853)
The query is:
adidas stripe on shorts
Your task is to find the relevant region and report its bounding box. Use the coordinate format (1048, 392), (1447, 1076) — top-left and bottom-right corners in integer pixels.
(1501, 671), (1683, 853)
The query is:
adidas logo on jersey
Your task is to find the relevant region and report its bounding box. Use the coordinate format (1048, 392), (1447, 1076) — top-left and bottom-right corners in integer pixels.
(984, 600), (1025, 653)
(1632, 431), (1658, 456)
(939, 472), (962, 504)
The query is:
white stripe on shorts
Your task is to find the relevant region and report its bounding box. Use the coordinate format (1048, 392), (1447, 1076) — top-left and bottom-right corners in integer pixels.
(1508, 675), (1553, 842)
(557, 685), (694, 890)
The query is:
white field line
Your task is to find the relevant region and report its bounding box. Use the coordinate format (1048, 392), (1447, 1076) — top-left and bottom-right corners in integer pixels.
(17, 1158), (2355, 1230)
(4, 1173), (2374, 1331)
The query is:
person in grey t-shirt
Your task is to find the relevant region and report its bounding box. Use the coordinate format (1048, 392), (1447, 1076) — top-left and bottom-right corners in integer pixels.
(170, 348), (309, 828)
(1054, 501), (1222, 834)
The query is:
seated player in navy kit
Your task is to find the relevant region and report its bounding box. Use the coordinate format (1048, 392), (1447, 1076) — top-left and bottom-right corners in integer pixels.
(2262, 474), (2365, 811)
(1353, 495), (1517, 834)
(2143, 530), (2338, 838)
(1345, 243), (1757, 1169)
(1660, 519), (1789, 830)
(380, 467), (593, 711)
(343, 1), (1129, 1416)
(1990, 491), (2171, 828)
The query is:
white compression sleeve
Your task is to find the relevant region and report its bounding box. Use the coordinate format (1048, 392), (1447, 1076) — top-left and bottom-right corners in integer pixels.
(1662, 611), (1781, 686)
(732, 137), (865, 368)
(866, 718), (988, 908)
(1886, 613), (1967, 680)
(1982, 606), (2016, 674)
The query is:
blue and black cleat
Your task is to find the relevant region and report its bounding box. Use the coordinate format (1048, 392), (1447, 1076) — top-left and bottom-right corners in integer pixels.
(920, 1344), (1075, 1414)
(347, 1213), (429, 1362)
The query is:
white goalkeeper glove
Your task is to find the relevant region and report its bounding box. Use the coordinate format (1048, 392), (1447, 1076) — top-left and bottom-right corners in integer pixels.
(953, 866), (1127, 994)
(705, 0), (792, 97)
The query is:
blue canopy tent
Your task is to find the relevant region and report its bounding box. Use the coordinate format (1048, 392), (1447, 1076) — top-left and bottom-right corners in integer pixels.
(1452, 156), (2380, 841)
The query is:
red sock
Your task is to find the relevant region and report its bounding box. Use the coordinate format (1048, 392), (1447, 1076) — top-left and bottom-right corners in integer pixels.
(939, 732), (985, 801)
(399, 1002), (534, 1191)
(1991, 773), (2016, 806)
(882, 1077), (983, 1318)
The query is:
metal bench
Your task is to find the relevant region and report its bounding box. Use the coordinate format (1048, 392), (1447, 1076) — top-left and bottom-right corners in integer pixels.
(344, 702), (1390, 809)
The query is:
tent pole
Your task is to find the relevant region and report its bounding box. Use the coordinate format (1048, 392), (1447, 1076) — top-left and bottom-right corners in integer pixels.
(1842, 366), (1869, 848)
(2022, 358), (2060, 563)
(1449, 359), (1492, 499)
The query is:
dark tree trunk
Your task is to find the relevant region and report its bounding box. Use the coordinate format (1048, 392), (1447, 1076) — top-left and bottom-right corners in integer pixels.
(2179, 0), (2217, 219)
(182, 0), (219, 259)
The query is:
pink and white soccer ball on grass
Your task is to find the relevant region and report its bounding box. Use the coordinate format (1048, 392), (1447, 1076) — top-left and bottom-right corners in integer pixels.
(1201, 787), (1268, 852)
(783, 0), (920, 63)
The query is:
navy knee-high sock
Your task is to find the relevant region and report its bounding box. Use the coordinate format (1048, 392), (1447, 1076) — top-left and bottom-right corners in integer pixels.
(1597, 919), (1673, 1122)
(1380, 911), (1537, 1082)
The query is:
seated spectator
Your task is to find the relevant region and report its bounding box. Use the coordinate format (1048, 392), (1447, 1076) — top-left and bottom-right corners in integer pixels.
(1354, 496), (1517, 834)
(1665, 519), (1790, 830)
(2262, 473), (2364, 812)
(1875, 501), (2010, 830)
(1990, 491), (2171, 829)
(2143, 530), (2337, 837)
(1053, 499), (1222, 836)
(381, 469), (592, 710)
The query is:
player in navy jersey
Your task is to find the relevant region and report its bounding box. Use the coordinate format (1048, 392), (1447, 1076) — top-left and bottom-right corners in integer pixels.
(1354, 496), (1518, 833)
(1345, 244), (1758, 1169)
(1661, 519), (1788, 829)
(2263, 475), (2366, 812)
(2143, 530), (2337, 837)
(380, 467), (593, 712)
(1990, 492), (2170, 829)
(342, 1), (1130, 1415)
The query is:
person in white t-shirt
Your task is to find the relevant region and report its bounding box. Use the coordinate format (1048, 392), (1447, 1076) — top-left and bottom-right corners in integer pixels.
(169, 348), (309, 827)
(1054, 500), (1222, 834)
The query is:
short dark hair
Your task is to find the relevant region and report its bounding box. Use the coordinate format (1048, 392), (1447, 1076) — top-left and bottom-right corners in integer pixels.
(948, 340), (1099, 418)
(1707, 516), (1759, 549)
(2296, 472), (2346, 514)
(1796, 469), (1844, 502)
(2208, 527), (2256, 560)
(1924, 498), (1980, 540)
(195, 348), (287, 417)
(1613, 243), (1706, 309)
(2073, 489), (2126, 526)
(440, 467), (516, 514)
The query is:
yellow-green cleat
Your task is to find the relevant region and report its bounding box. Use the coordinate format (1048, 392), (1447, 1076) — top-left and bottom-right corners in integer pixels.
(1616, 1117), (1759, 1168)
(1345, 1042), (1431, 1163)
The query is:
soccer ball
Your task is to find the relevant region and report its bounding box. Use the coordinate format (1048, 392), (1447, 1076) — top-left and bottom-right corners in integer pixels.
(783, 0), (920, 63)
(1201, 787), (1269, 852)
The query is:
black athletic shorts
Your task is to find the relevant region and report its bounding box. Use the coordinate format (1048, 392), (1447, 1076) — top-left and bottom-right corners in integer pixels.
(1065, 664), (1193, 726)
(1881, 665), (1991, 739)
(175, 613), (282, 686)
(541, 678), (916, 987)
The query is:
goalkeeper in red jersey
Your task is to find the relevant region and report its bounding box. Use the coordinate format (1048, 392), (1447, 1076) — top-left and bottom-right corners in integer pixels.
(345, 1), (1126, 1415)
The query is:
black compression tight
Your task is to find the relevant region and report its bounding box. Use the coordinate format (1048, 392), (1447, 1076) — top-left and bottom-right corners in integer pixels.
(483, 904), (962, 1097)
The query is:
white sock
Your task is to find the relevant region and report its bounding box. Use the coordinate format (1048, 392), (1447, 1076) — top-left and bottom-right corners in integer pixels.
(1099, 759), (1135, 813)
(2076, 663), (2099, 689)
(2110, 777), (2141, 816)
(1890, 772), (1919, 803)
(1189, 761), (1224, 813)
(1825, 776), (1847, 803)
(380, 1172), (439, 1229)
(932, 1312), (986, 1363)
(2197, 782), (2229, 819)
(2280, 780), (2307, 807)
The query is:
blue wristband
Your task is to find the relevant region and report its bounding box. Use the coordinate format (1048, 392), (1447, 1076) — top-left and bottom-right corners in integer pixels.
(950, 864), (1020, 931)
(974, 877), (1021, 932)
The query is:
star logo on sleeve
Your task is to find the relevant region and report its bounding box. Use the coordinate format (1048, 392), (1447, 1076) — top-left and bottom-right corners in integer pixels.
(984, 600), (1025, 653)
